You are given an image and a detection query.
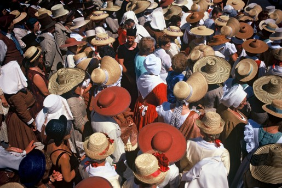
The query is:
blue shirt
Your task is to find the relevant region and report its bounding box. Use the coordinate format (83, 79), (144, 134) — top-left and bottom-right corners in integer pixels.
(134, 54), (147, 79)
(166, 71), (187, 103)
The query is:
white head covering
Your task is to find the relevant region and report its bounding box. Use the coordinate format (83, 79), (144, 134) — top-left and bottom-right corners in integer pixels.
(144, 54), (162, 75)
(150, 7), (166, 30)
(35, 94), (73, 132)
(220, 84), (247, 108)
(95, 26), (106, 34)
(120, 11), (138, 25)
(0, 61), (27, 94)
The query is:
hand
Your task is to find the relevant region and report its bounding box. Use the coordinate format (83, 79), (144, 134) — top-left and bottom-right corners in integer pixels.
(31, 122), (37, 131)
(25, 140), (35, 154)
(6, 146), (23, 153)
(1, 98), (9, 108)
(52, 170), (63, 182)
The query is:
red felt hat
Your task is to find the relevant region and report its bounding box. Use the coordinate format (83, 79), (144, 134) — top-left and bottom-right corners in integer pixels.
(93, 86), (131, 116)
(75, 177), (113, 188)
(138, 122), (186, 163)
(60, 38), (87, 48)
(159, 0), (174, 7)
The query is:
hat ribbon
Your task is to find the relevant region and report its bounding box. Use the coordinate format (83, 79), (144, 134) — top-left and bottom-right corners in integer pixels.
(267, 105), (282, 114)
(217, 17), (228, 23)
(152, 152), (170, 172)
(75, 56), (87, 65)
(96, 35), (110, 41)
(185, 84), (193, 101)
(102, 69), (109, 85)
(265, 25), (276, 32)
(26, 48), (40, 61)
(167, 27), (182, 33)
(98, 133), (114, 155)
(93, 12), (106, 17)
(84, 160), (99, 168)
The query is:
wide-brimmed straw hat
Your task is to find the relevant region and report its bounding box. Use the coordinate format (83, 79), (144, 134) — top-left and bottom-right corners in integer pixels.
(101, 1), (121, 11)
(163, 5), (182, 20)
(207, 35), (230, 46)
(38, 13), (56, 31)
(262, 99), (282, 118)
(147, 0), (158, 9)
(215, 15), (229, 26)
(93, 86), (131, 116)
(195, 112), (225, 134)
(76, 177), (113, 188)
(242, 39), (269, 54)
(262, 22), (278, 33)
(138, 122), (186, 163)
(259, 19), (276, 31)
(270, 28), (282, 41)
(243, 3), (257, 12)
(235, 22), (253, 39)
(188, 44), (215, 61)
(91, 33), (115, 46)
(253, 75), (282, 104)
(172, 0), (188, 6)
(163, 26), (183, 37)
(0, 183), (24, 188)
(60, 38), (87, 48)
(226, 0), (245, 10)
(173, 72), (208, 102)
(73, 52), (92, 70)
(133, 153), (168, 185)
(11, 10), (27, 24)
(186, 12), (204, 23)
(48, 68), (86, 95)
(190, 25), (214, 36)
(70, 17), (90, 30)
(90, 11), (109, 21)
(91, 56), (121, 85)
(273, 48), (282, 61)
(84, 132), (115, 160)
(193, 56), (231, 84)
(126, 0), (151, 14)
(250, 144), (282, 184)
(190, 0), (209, 12)
(269, 10), (282, 25)
(34, 8), (52, 17)
(238, 14), (253, 22)
(234, 58), (258, 82)
(220, 17), (240, 38)
(51, 4), (69, 19)
(24, 46), (42, 63)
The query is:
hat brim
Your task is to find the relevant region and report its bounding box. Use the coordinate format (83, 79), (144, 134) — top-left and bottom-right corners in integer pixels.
(13, 12), (27, 24)
(253, 75), (282, 104)
(164, 8), (182, 20)
(148, 2), (159, 9)
(207, 37), (230, 46)
(238, 15), (254, 22)
(235, 23), (254, 39)
(100, 56), (122, 85)
(262, 104), (282, 118)
(91, 37), (115, 46)
(234, 59), (258, 82)
(226, 1), (245, 10)
(40, 20), (56, 31)
(159, 0), (174, 7)
(84, 140), (115, 160)
(70, 20), (90, 30)
(52, 9), (69, 19)
(186, 12), (204, 23)
(262, 25), (276, 33)
(93, 86), (131, 116)
(172, 0), (188, 6)
(101, 6), (121, 11)
(133, 170), (167, 185)
(90, 14), (109, 21)
(35, 10), (52, 17)
(242, 39), (269, 54)
(132, 2), (151, 14)
(186, 72), (208, 102)
(214, 19), (228, 27)
(60, 40), (87, 48)
(27, 48), (42, 63)
(250, 144), (282, 184)
(269, 35), (282, 41)
(190, 27), (214, 36)
(76, 58), (92, 70)
(138, 122), (187, 163)
(195, 118), (225, 134)
(163, 29), (183, 37)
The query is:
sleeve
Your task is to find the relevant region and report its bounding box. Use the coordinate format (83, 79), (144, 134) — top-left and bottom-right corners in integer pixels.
(156, 104), (164, 117)
(13, 29), (27, 49)
(227, 43), (237, 55)
(54, 27), (66, 51)
(154, 83), (168, 105)
(163, 53), (172, 70)
(221, 148), (230, 174)
(67, 98), (88, 132)
(107, 128), (125, 163)
(0, 40), (7, 63)
(0, 147), (24, 170)
(42, 40), (56, 68)
(117, 45), (125, 59)
(106, 17), (119, 33)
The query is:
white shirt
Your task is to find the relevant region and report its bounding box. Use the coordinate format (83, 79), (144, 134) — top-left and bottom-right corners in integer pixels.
(212, 42), (237, 62)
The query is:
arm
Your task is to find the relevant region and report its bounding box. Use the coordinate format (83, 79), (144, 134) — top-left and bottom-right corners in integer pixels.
(42, 40), (56, 69)
(13, 28), (26, 49)
(33, 74), (49, 96)
(58, 153), (76, 182)
(0, 40), (7, 63)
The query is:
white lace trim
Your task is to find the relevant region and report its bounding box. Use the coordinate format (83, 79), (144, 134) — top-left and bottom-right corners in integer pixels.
(244, 122), (255, 153)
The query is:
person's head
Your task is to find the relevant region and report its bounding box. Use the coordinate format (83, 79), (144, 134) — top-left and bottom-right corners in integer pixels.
(26, 17), (39, 32)
(124, 18), (135, 29)
(220, 84), (247, 110)
(24, 46), (43, 69)
(138, 37), (156, 55)
(144, 54), (162, 75)
(158, 35), (170, 51)
(169, 15), (181, 27)
(126, 28), (137, 46)
(99, 45), (116, 58)
(236, 96), (247, 110)
(171, 53), (188, 73)
(211, 7), (223, 19)
(68, 45), (78, 54)
(257, 11), (269, 23)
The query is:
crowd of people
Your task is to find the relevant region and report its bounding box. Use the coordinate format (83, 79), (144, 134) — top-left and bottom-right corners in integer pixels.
(0, 0), (282, 187)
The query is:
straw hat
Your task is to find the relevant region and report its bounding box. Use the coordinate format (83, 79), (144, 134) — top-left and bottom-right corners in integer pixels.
(238, 14), (253, 22)
(60, 38), (87, 49)
(138, 122), (186, 163)
(34, 8), (52, 17)
(48, 68), (86, 95)
(207, 35), (230, 46)
(186, 12), (204, 23)
(70, 17), (90, 30)
(273, 48), (282, 61)
(172, 0), (188, 6)
(242, 39), (269, 54)
(226, 0), (245, 10)
(76, 177), (113, 188)
(270, 28), (282, 41)
(190, 0), (208, 12)
(147, 0), (158, 9)
(93, 86), (131, 116)
(195, 112), (225, 134)
(193, 56), (231, 84)
(190, 26), (214, 36)
(235, 22), (253, 39)
(163, 26), (183, 37)
(220, 17), (240, 38)
(91, 56), (121, 85)
(90, 11), (109, 21)
(91, 33), (115, 46)
(173, 72), (208, 102)
(38, 13), (56, 31)
(262, 22), (278, 33)
(74, 52), (92, 70)
(259, 19), (276, 31)
(243, 3), (257, 12)
(11, 10), (27, 24)
(262, 99), (282, 118)
(101, 1), (121, 11)
(250, 144), (282, 184)
(0, 183), (24, 188)
(215, 15), (229, 26)
(188, 44), (215, 61)
(84, 132), (115, 160)
(163, 5), (182, 20)
(127, 0), (151, 14)
(269, 10), (282, 25)
(253, 75), (282, 104)
(133, 153), (168, 185)
(24, 46), (42, 63)
(234, 58), (258, 82)
(51, 4), (69, 19)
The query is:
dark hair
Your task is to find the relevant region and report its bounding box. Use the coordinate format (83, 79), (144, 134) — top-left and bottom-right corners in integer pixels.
(99, 45), (116, 58)
(124, 18), (135, 26)
(138, 37), (155, 55)
(158, 35), (170, 47)
(182, 6), (189, 13)
(169, 15), (181, 26)
(171, 53), (188, 73)
(268, 114), (282, 127)
(211, 7), (222, 17)
(202, 132), (220, 142)
(45, 115), (68, 146)
(258, 11), (269, 22)
(126, 27), (137, 36)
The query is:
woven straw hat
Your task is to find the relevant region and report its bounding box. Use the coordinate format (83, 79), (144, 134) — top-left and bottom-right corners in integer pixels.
(226, 0), (245, 10)
(172, 0), (188, 6)
(91, 56), (121, 85)
(24, 46), (42, 63)
(207, 35), (230, 46)
(0, 183), (24, 188)
(259, 19), (276, 31)
(133, 153), (168, 185)
(11, 10), (27, 24)
(234, 58), (258, 82)
(91, 33), (115, 46)
(126, 0), (151, 14)
(186, 12), (204, 23)
(163, 26), (183, 37)
(235, 22), (253, 39)
(238, 14), (253, 22)
(74, 52), (92, 70)
(215, 15), (229, 26)
(34, 8), (52, 17)
(48, 68), (86, 95)
(242, 39), (269, 54)
(173, 72), (208, 102)
(195, 112), (225, 134)
(190, 0), (208, 12)
(220, 17), (240, 38)
(243, 3), (257, 12)
(84, 132), (115, 160)
(253, 75), (282, 104)
(188, 44), (215, 61)
(273, 48), (282, 61)
(51, 4), (69, 19)
(164, 5), (182, 20)
(250, 144), (282, 184)
(270, 28), (282, 41)
(101, 1), (121, 11)
(190, 26), (214, 36)
(262, 99), (282, 118)
(262, 22), (278, 33)
(90, 11), (109, 21)
(70, 17), (90, 30)
(193, 56), (231, 84)
(269, 10), (282, 25)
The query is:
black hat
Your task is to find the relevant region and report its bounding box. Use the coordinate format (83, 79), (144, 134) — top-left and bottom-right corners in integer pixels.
(126, 27), (137, 37)
(45, 115), (68, 145)
(38, 13), (56, 31)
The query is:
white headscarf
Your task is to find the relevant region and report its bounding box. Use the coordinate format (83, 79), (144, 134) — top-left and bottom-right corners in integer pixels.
(120, 11), (139, 25)
(150, 7), (166, 30)
(220, 84), (247, 108)
(144, 54), (162, 75)
(0, 61), (27, 94)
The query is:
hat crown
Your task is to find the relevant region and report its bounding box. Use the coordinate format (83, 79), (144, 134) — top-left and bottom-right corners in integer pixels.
(198, 26), (206, 30)
(205, 58), (218, 74)
(24, 46), (38, 59)
(97, 89), (116, 108)
(271, 99), (282, 112)
(87, 133), (110, 154)
(201, 112), (222, 129)
(240, 26), (247, 33)
(151, 131), (173, 153)
(43, 94), (62, 114)
(263, 78), (281, 94)
(135, 154), (159, 176)
(265, 147), (282, 168)
(173, 81), (192, 100)
(237, 60), (252, 76)
(51, 4), (68, 18)
(57, 69), (69, 85)
(249, 40), (260, 48)
(65, 38), (78, 45)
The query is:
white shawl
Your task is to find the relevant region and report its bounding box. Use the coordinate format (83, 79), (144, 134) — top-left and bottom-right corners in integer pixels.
(137, 73), (165, 99)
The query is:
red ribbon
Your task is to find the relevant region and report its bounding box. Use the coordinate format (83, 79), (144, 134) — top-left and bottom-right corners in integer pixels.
(98, 133), (114, 155)
(85, 161), (99, 167)
(215, 139), (221, 148)
(152, 152), (170, 172)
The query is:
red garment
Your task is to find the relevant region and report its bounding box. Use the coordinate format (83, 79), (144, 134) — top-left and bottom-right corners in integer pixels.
(118, 28), (127, 45)
(134, 83), (167, 130)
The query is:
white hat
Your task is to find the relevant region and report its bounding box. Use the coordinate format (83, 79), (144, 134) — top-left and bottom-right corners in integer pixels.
(150, 7), (166, 30)
(220, 84), (247, 108)
(120, 11), (138, 25)
(144, 54), (162, 75)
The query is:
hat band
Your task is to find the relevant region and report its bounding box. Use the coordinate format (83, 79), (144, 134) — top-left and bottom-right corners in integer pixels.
(75, 56), (87, 65)
(98, 133), (114, 155)
(167, 27), (182, 33)
(96, 36), (110, 41)
(265, 25), (276, 32)
(218, 17), (228, 23)
(245, 66), (253, 76)
(27, 48), (40, 61)
(141, 169), (162, 178)
(267, 105), (282, 114)
(94, 13), (106, 17)
(102, 69), (109, 85)
(185, 84), (193, 101)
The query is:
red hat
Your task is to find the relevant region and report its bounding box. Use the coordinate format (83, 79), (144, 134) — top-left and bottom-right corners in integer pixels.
(138, 122), (186, 163)
(93, 86), (131, 116)
(60, 38), (87, 48)
(75, 177), (113, 188)
(0, 14), (15, 30)
(159, 0), (174, 7)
